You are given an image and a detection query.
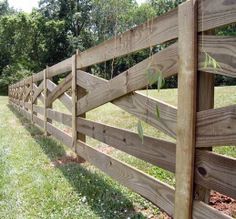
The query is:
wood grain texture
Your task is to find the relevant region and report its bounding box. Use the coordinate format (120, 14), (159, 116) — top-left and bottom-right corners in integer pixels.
(175, 1), (198, 218)
(33, 105), (44, 116)
(47, 57), (72, 79)
(114, 92), (177, 138)
(76, 140), (175, 216)
(72, 54), (78, 151)
(32, 70), (44, 83)
(33, 115), (44, 128)
(77, 43), (178, 116)
(76, 71), (177, 138)
(198, 0), (236, 33)
(47, 73), (72, 107)
(192, 200), (232, 219)
(77, 117), (176, 172)
(199, 36), (236, 77)
(8, 101), (236, 218)
(77, 70), (108, 90)
(195, 150), (236, 200)
(47, 122), (73, 148)
(15, 0), (235, 84)
(195, 29), (215, 203)
(47, 109), (71, 127)
(32, 81), (44, 103)
(44, 69), (48, 135)
(47, 79), (72, 112)
(196, 105), (236, 147)
(33, 83), (44, 104)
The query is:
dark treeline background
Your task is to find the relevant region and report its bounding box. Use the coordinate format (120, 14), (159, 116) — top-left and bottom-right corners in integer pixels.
(0, 0), (235, 94)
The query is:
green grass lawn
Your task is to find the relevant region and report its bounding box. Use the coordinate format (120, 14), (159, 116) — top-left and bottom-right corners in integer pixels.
(0, 86), (236, 218)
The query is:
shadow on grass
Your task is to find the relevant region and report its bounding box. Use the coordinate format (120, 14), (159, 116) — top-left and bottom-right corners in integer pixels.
(8, 105), (146, 219)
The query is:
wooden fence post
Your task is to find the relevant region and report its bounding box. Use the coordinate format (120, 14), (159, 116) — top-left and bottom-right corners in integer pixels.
(174, 0), (198, 219)
(72, 54), (77, 152)
(194, 30), (215, 203)
(44, 67), (49, 136)
(30, 76), (34, 122)
(72, 51), (86, 162)
(23, 80), (26, 110)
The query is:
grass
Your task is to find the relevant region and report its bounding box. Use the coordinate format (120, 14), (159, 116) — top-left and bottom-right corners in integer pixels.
(0, 86), (236, 218)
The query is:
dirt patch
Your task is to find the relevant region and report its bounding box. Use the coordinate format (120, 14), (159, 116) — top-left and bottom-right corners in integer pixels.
(98, 146), (114, 155)
(50, 155), (85, 167)
(210, 191), (236, 217)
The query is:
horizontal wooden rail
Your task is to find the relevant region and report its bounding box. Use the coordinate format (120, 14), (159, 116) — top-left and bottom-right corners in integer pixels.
(47, 122), (73, 147)
(196, 105), (236, 147)
(11, 102), (236, 201)
(77, 117), (176, 172)
(10, 0), (236, 85)
(77, 43), (178, 116)
(47, 109), (71, 126)
(33, 105), (44, 116)
(7, 96), (236, 219)
(195, 150), (236, 200)
(8, 2), (236, 218)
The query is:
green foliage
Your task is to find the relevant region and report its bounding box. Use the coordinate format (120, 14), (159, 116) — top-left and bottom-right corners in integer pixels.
(156, 105), (160, 120)
(0, 64), (32, 94)
(0, 0), (235, 94)
(146, 67), (165, 91)
(137, 120), (144, 144)
(204, 52), (221, 71)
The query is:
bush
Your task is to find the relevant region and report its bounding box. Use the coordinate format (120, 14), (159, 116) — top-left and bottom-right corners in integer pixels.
(0, 64), (32, 94)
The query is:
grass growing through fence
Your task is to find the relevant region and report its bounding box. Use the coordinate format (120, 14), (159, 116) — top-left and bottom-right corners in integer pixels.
(1, 86), (236, 218)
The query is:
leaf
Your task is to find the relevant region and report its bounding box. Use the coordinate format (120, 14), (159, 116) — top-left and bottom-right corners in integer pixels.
(204, 52), (221, 71)
(146, 68), (159, 86)
(137, 120), (144, 144)
(156, 105), (160, 120)
(157, 71), (165, 92)
(204, 52), (208, 68)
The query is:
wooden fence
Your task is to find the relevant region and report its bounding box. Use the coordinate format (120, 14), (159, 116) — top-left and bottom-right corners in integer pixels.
(8, 0), (236, 218)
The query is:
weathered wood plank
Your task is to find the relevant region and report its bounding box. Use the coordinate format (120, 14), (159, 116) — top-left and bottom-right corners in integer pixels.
(47, 73), (72, 107)
(33, 115), (44, 128)
(72, 54), (78, 151)
(196, 105), (236, 147)
(114, 92), (177, 138)
(32, 81), (44, 103)
(47, 123), (73, 148)
(47, 79), (72, 112)
(77, 70), (177, 138)
(175, 1), (198, 218)
(33, 105), (44, 116)
(198, 0), (236, 33)
(32, 83), (44, 104)
(76, 0), (236, 69)
(77, 43), (178, 116)
(195, 150), (236, 200)
(47, 57), (72, 79)
(195, 29), (215, 203)
(24, 86), (31, 102)
(192, 201), (232, 219)
(199, 36), (236, 77)
(47, 109), (71, 126)
(17, 0), (235, 84)
(32, 70), (44, 83)
(5, 103), (235, 219)
(77, 70), (108, 90)
(77, 117), (176, 172)
(76, 140), (175, 215)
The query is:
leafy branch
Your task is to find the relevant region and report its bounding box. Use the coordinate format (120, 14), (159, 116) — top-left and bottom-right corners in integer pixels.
(204, 52), (221, 71)
(137, 66), (164, 143)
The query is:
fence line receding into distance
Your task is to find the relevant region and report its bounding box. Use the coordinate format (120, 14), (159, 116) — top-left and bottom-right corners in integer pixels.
(8, 0), (236, 218)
